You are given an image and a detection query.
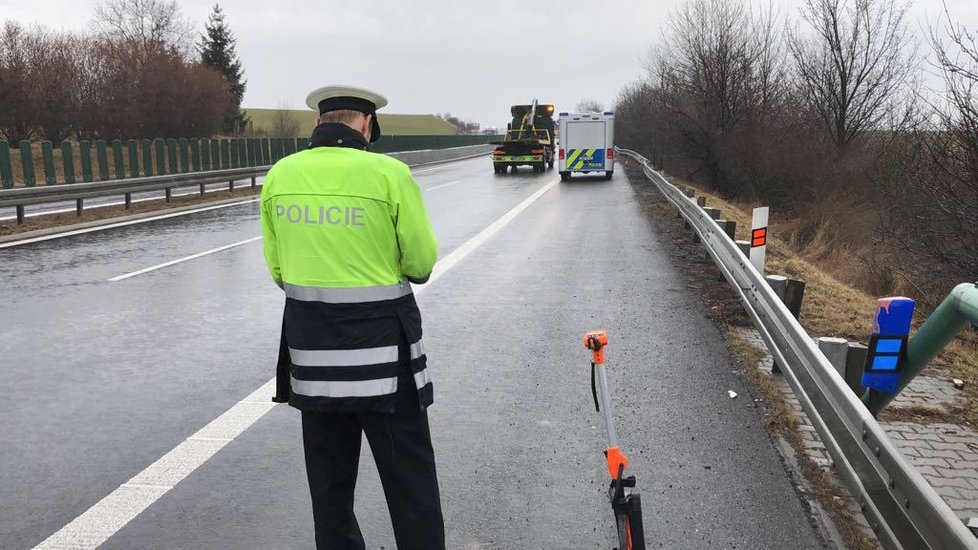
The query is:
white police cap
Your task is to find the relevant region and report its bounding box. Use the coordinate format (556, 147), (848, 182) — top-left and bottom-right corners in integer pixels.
(305, 85), (389, 113)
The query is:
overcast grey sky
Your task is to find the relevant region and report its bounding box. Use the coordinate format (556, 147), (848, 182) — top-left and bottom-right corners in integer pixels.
(4, 0), (978, 129)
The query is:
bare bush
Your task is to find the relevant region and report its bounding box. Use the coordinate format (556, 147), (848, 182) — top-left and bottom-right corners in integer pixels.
(270, 103), (301, 137)
(575, 99), (604, 113)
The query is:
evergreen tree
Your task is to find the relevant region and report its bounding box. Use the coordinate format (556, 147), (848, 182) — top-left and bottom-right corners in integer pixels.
(199, 4), (247, 134)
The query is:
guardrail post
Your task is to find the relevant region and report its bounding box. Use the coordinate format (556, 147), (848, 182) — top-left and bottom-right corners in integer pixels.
(190, 138), (200, 172)
(95, 140), (109, 180)
(784, 279), (806, 320)
(696, 196), (706, 207)
(141, 139), (152, 177)
(817, 337), (849, 376)
(154, 139), (166, 175)
(178, 138), (190, 173)
(736, 240), (750, 256)
(80, 140), (93, 182)
(767, 275), (788, 374)
(717, 220), (736, 240)
(845, 342), (868, 395)
(16, 205), (25, 224)
(0, 141), (12, 188)
(703, 207), (721, 220)
(76, 198), (83, 217)
(165, 187), (172, 202)
(41, 141), (56, 185)
(112, 140), (125, 179)
(19, 141), (36, 187)
(764, 275), (806, 374)
(127, 140), (139, 178)
(167, 138), (178, 174)
(61, 142), (75, 184)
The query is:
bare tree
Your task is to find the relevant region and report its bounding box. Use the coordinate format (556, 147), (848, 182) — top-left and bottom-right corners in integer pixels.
(0, 23), (34, 142)
(575, 99), (604, 113)
(879, 4), (978, 303)
(270, 103), (301, 137)
(641, 0), (790, 194)
(92, 0), (192, 55)
(787, 0), (916, 148)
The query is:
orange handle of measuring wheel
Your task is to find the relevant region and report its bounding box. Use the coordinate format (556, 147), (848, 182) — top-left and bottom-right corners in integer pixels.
(584, 330), (609, 364)
(606, 446), (629, 480)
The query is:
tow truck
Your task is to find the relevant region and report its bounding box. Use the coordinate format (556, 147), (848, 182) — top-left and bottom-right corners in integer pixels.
(491, 100), (556, 174)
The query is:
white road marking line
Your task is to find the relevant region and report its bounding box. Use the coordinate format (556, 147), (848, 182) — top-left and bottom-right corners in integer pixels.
(108, 236), (263, 281)
(0, 198), (260, 250)
(424, 180), (461, 192)
(411, 156), (484, 175)
(426, 176), (559, 285)
(31, 175), (559, 550)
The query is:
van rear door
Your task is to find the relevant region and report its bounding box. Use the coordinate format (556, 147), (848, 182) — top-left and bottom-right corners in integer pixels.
(565, 120), (607, 172)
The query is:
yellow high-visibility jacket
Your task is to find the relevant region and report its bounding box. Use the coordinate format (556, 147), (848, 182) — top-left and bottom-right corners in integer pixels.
(261, 124), (437, 413)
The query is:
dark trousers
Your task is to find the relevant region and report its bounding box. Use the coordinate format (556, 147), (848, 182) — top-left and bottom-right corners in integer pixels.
(301, 368), (445, 550)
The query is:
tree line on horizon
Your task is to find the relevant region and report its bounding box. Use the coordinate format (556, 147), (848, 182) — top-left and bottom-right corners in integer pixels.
(614, 0), (978, 307)
(0, 0), (247, 144)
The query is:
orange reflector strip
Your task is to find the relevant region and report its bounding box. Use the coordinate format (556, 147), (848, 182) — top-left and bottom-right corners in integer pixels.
(751, 227), (767, 247)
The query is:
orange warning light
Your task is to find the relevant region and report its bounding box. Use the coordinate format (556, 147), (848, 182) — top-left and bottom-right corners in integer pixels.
(584, 330), (609, 365)
(751, 227), (767, 248)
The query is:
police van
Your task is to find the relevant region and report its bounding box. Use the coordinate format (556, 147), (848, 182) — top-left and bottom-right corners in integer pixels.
(557, 111), (615, 181)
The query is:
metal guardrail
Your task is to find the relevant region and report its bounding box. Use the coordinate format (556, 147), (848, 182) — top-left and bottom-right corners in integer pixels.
(617, 148), (978, 550)
(0, 144), (495, 225)
(0, 166), (268, 223)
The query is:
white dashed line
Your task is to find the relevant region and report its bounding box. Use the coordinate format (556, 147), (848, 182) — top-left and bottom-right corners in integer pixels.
(107, 236), (263, 281)
(425, 180), (461, 192)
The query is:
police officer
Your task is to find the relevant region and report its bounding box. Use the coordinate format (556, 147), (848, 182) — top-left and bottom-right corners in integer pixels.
(261, 85), (445, 549)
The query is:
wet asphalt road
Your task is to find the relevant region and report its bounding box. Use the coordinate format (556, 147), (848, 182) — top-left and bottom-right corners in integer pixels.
(0, 156), (827, 549)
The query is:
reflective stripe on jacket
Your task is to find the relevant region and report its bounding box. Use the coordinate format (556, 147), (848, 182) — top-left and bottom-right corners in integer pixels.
(261, 123), (438, 413)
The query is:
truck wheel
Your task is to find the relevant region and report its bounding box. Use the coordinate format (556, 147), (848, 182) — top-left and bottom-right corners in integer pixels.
(605, 170), (614, 180)
(560, 172), (571, 182)
(494, 165), (504, 174)
(510, 165), (518, 173)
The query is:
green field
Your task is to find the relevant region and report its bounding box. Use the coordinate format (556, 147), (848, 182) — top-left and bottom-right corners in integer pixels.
(243, 108), (459, 136)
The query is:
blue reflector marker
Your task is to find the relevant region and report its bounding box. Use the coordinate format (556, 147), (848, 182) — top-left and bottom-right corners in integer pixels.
(861, 297), (915, 393)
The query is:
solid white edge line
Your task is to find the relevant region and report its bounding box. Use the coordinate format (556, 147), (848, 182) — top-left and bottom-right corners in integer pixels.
(30, 174), (559, 550)
(0, 198), (260, 250)
(107, 236), (263, 282)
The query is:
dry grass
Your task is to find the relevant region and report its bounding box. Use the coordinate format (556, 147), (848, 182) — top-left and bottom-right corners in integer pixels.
(676, 177), (978, 426)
